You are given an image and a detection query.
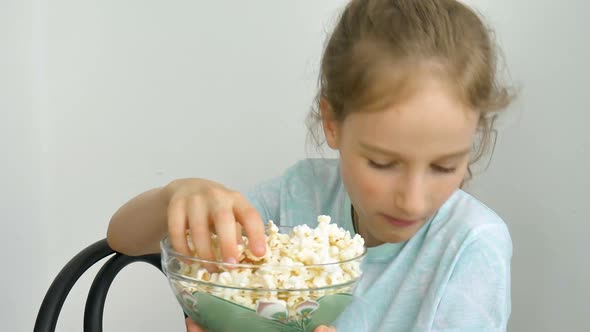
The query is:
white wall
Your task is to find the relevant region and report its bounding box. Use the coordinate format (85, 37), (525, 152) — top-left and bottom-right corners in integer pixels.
(2, 0), (345, 331)
(2, 0), (588, 331)
(467, 1), (590, 331)
(1, 0), (46, 331)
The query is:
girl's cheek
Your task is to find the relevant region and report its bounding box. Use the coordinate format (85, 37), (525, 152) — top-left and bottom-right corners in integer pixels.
(354, 165), (386, 198)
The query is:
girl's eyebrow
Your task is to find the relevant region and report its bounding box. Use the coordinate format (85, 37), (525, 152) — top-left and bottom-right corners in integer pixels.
(359, 141), (403, 158)
(359, 141), (471, 160)
(435, 148), (472, 160)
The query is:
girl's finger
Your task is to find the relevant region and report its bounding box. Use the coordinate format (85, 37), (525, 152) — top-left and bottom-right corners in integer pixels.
(236, 223), (244, 244)
(211, 207), (239, 264)
(168, 199), (190, 256)
(233, 195), (266, 257)
(187, 197), (215, 261)
(185, 317), (205, 332)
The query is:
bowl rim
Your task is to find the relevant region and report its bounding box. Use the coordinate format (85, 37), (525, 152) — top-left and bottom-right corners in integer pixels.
(159, 225), (367, 269)
(168, 271), (361, 292)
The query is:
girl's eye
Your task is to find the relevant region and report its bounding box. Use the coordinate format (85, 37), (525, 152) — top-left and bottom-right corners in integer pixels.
(432, 165), (457, 174)
(368, 160), (395, 169)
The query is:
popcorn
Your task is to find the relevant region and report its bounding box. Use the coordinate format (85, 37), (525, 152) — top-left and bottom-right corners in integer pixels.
(177, 215), (365, 315)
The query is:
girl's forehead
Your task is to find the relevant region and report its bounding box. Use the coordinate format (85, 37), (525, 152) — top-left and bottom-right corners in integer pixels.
(343, 79), (479, 157)
(353, 76), (475, 122)
(351, 61), (469, 116)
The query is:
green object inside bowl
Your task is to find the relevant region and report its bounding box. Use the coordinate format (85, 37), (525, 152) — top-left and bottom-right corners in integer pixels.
(178, 291), (352, 332)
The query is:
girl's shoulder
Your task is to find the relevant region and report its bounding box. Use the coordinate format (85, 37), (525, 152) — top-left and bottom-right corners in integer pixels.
(429, 189), (512, 253)
(278, 158), (343, 196)
(283, 158), (340, 179)
(246, 158), (347, 227)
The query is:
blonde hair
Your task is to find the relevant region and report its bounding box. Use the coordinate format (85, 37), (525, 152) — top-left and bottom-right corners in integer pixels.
(306, 0), (515, 180)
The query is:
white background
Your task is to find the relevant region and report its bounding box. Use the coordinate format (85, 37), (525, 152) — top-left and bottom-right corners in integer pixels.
(2, 0), (588, 331)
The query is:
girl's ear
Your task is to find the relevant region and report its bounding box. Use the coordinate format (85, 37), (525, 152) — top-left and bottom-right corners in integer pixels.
(320, 98), (341, 150)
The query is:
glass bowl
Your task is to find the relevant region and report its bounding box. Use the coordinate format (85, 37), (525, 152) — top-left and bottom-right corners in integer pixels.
(160, 226), (366, 332)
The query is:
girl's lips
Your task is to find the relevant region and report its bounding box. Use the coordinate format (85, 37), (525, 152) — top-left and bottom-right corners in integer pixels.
(380, 214), (419, 228)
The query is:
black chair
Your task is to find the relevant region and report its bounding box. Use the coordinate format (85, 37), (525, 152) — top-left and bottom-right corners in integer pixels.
(34, 239), (171, 332)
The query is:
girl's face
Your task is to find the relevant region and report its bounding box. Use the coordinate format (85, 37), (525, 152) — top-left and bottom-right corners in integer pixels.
(323, 77), (479, 246)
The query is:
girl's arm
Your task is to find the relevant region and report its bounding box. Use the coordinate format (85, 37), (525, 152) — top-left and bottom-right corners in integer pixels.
(432, 225), (512, 331)
(107, 187), (171, 256)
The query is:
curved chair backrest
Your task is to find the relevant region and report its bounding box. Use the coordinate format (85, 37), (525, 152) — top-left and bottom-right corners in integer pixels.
(34, 239), (165, 332)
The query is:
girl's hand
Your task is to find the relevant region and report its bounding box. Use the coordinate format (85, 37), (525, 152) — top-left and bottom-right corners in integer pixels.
(186, 318), (336, 332)
(186, 318), (203, 332)
(164, 178), (266, 264)
(314, 325), (337, 332)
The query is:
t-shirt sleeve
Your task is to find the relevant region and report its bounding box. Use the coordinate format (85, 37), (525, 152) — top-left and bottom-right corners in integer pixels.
(243, 175), (282, 224)
(432, 224), (513, 332)
(243, 159), (343, 228)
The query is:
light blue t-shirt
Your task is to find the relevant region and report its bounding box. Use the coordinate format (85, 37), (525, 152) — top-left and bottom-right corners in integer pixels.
(246, 159), (512, 332)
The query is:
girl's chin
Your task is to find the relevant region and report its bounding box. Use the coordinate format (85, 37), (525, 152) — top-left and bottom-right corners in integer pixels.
(368, 225), (416, 244)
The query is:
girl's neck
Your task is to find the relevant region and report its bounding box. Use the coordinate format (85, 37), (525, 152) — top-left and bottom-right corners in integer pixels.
(352, 206), (384, 248)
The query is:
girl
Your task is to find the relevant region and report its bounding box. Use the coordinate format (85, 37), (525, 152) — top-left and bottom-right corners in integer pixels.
(108, 0), (515, 331)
